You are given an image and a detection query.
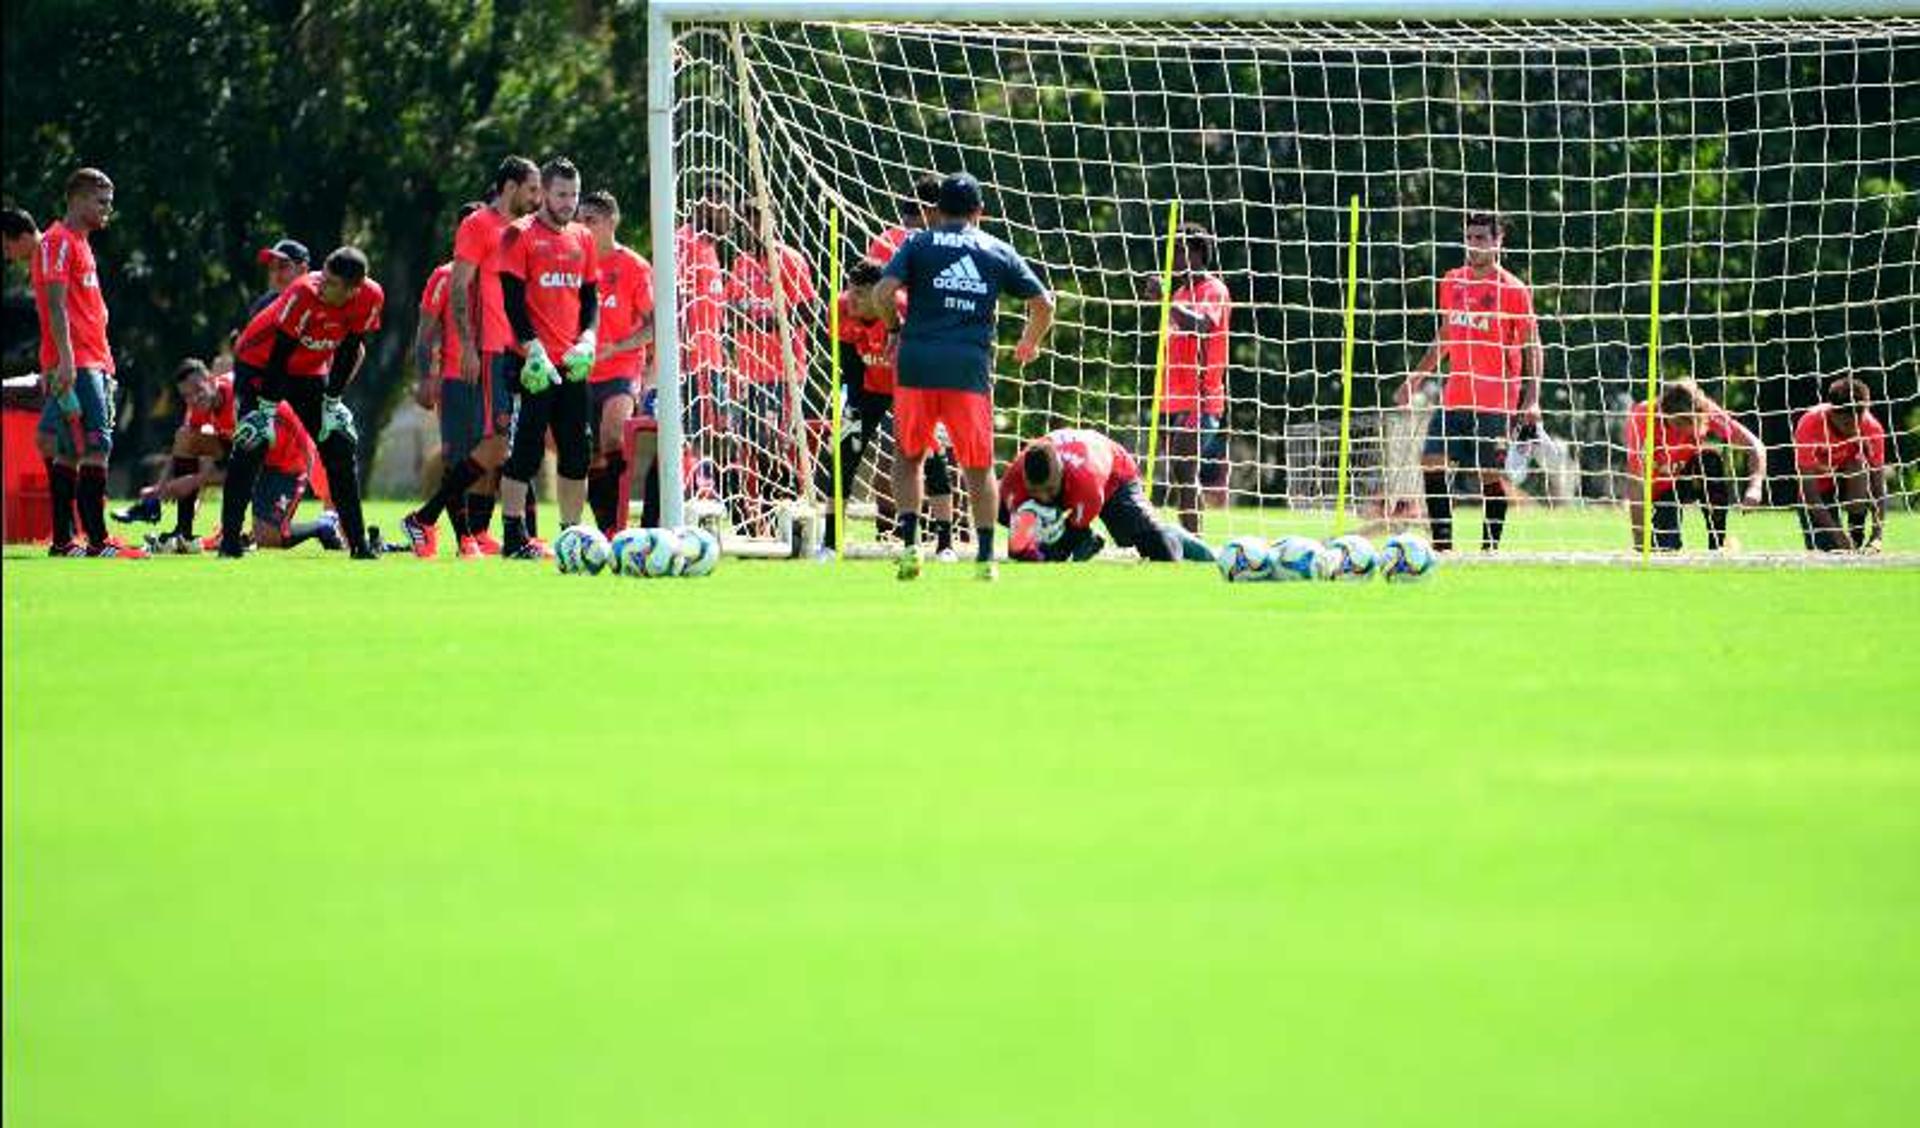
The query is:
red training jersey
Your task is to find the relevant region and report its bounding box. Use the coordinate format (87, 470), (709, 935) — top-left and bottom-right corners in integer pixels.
(1794, 403), (1887, 488)
(1160, 273), (1232, 418)
(498, 215), (599, 359)
(676, 225), (726, 374)
(836, 289), (906, 394)
(1624, 400), (1738, 499)
(868, 225), (912, 267)
(1437, 264), (1536, 413)
(31, 220), (113, 373)
(418, 262), (462, 379)
(186, 372), (239, 438)
(453, 206), (514, 355)
(727, 246), (817, 385)
(234, 271), (385, 379)
(591, 244), (655, 384)
(1000, 428), (1141, 530)
(263, 400), (316, 476)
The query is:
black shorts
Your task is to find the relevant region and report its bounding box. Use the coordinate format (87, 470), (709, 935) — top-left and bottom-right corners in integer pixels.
(1098, 479), (1179, 562)
(252, 468), (308, 532)
(1422, 408), (1509, 471)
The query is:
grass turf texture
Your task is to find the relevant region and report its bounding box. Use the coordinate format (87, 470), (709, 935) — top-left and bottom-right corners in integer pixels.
(6, 505), (1919, 1127)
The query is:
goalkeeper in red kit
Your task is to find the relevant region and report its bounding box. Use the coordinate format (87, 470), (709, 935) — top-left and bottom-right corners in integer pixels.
(1001, 428), (1213, 564)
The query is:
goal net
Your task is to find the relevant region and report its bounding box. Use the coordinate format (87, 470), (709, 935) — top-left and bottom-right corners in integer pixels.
(653, 2), (1919, 559)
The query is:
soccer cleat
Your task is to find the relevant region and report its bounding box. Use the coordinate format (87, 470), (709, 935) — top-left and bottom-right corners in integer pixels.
(503, 539), (550, 561)
(934, 547), (959, 564)
(896, 543), (923, 581)
(456, 535), (483, 559)
(145, 531), (200, 555)
(471, 530), (502, 556)
(975, 558), (998, 582)
(111, 493), (163, 524)
(47, 541), (87, 558)
(400, 511), (439, 558)
(349, 543), (380, 560)
(88, 536), (150, 559)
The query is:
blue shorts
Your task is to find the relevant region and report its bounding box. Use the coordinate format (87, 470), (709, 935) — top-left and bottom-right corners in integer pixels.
(439, 378), (485, 465)
(1422, 408), (1509, 471)
(38, 368), (115, 458)
(486, 352), (520, 437)
(252, 468), (308, 532)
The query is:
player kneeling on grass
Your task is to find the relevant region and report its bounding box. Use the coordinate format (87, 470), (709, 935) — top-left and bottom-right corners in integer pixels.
(1624, 379), (1766, 552)
(1794, 376), (1888, 553)
(222, 246), (384, 558)
(1001, 428), (1214, 564)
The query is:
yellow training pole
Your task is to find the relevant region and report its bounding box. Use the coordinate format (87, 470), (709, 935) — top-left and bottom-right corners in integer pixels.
(1640, 204), (1665, 562)
(828, 207), (845, 563)
(1334, 195), (1361, 537)
(1142, 199), (1181, 498)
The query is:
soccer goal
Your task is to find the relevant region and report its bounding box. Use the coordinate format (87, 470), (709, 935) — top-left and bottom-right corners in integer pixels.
(646, 0), (1920, 561)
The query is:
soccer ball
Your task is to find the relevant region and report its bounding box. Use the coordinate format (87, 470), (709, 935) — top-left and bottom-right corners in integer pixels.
(610, 527), (681, 578)
(554, 524), (611, 575)
(1271, 535), (1338, 582)
(674, 525), (720, 577)
(1380, 532), (1438, 582)
(1216, 536), (1274, 583)
(1326, 534), (1378, 581)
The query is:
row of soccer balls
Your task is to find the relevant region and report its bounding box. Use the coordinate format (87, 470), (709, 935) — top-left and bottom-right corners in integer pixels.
(555, 525), (722, 578)
(1217, 532), (1438, 583)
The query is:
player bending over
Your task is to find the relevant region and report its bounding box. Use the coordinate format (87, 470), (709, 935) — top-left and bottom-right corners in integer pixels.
(1794, 376), (1888, 552)
(1624, 379), (1765, 552)
(1001, 428), (1214, 564)
(1396, 211), (1543, 554)
(818, 257), (959, 559)
(496, 157), (600, 557)
(220, 245), (384, 558)
(872, 172), (1054, 581)
(578, 189), (655, 534)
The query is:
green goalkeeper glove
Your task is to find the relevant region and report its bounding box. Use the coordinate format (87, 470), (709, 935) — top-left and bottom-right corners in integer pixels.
(317, 395), (356, 444)
(519, 340), (560, 393)
(563, 329), (596, 383)
(234, 400), (278, 450)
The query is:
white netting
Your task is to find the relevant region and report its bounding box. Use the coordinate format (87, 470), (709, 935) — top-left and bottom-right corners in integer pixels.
(668, 16), (1920, 555)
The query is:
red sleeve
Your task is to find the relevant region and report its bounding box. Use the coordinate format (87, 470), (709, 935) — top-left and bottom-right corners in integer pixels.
(580, 231), (600, 281)
(356, 280), (385, 335)
(632, 259), (655, 317)
(273, 282), (314, 336)
(1793, 410), (1825, 470)
(1624, 402), (1649, 471)
(787, 250), (817, 305)
(452, 214), (488, 267)
(420, 271), (447, 318)
(1503, 279), (1536, 342)
(1867, 417), (1888, 467)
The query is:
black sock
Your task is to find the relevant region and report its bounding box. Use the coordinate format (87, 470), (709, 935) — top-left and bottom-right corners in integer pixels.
(466, 492), (495, 538)
(525, 494), (539, 539)
(281, 520), (328, 549)
(898, 512), (919, 548)
(76, 465), (109, 545)
(822, 509), (838, 550)
(1423, 469), (1453, 552)
(589, 454), (625, 532)
(1705, 505), (1729, 551)
(219, 448), (263, 551)
(503, 513), (529, 552)
(932, 518), (954, 552)
(48, 462), (77, 545)
(976, 526), (995, 563)
(419, 458), (484, 524)
(1482, 483), (1508, 552)
(1847, 509), (1868, 547)
(170, 457), (199, 535)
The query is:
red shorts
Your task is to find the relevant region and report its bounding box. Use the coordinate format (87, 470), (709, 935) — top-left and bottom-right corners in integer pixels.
(895, 387), (992, 469)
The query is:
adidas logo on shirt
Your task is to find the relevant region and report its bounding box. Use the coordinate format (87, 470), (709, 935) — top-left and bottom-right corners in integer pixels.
(932, 254), (990, 295)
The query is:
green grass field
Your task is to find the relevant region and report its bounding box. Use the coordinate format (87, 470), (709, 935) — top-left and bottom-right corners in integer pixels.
(6, 502), (1920, 1127)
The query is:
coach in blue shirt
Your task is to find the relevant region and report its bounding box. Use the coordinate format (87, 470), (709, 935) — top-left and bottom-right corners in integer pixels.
(873, 173), (1054, 581)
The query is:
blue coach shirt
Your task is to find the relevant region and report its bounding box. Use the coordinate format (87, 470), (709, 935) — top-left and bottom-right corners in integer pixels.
(883, 222), (1046, 393)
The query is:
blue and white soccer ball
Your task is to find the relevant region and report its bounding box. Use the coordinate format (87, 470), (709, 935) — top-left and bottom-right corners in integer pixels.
(674, 525), (720, 578)
(554, 524), (612, 575)
(1380, 532), (1438, 583)
(1216, 536), (1274, 583)
(1271, 535), (1338, 582)
(1326, 534), (1378, 581)
(610, 527), (681, 578)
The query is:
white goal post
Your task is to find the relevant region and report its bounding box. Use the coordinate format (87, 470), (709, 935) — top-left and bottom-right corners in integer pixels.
(646, 0), (1920, 558)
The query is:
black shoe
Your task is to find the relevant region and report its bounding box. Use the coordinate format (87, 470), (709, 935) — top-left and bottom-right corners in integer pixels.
(217, 539), (247, 558)
(112, 494), (163, 524)
(350, 544), (380, 560)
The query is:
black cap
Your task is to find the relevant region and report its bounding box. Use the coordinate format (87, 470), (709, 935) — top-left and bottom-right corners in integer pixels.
(938, 173), (983, 217)
(256, 238), (310, 265)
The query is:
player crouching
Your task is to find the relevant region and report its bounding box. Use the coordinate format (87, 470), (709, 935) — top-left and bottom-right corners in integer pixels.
(1624, 379), (1766, 552)
(1794, 376), (1887, 553)
(1001, 428), (1214, 565)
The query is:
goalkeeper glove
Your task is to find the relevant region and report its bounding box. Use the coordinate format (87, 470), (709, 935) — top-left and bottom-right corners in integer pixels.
(519, 340), (560, 393)
(233, 400), (278, 450)
(563, 329), (596, 383)
(318, 395), (356, 444)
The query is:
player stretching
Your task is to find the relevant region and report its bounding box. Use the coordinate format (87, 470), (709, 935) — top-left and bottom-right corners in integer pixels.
(1145, 222), (1232, 535)
(872, 173), (1054, 581)
(1624, 380), (1766, 552)
(1002, 428), (1214, 564)
(1794, 376), (1888, 552)
(1396, 212), (1544, 553)
(404, 156), (542, 556)
(413, 202), (487, 555)
(496, 157), (600, 557)
(31, 168), (144, 556)
(221, 246), (384, 558)
(578, 189), (655, 533)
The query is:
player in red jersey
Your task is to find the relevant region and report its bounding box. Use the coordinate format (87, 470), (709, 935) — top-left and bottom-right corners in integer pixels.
(726, 205), (818, 523)
(31, 168), (145, 556)
(1396, 212), (1544, 554)
(412, 201), (488, 555)
(1145, 222), (1232, 535)
(677, 181), (732, 441)
(1624, 380), (1766, 552)
(578, 189), (655, 533)
(1794, 376), (1888, 552)
(495, 157), (600, 557)
(1000, 428), (1213, 564)
(221, 245), (384, 558)
(404, 157), (543, 556)
(2, 206), (37, 263)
